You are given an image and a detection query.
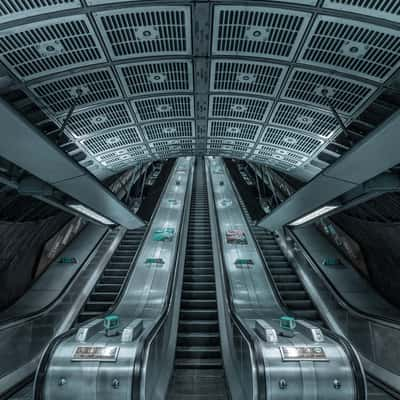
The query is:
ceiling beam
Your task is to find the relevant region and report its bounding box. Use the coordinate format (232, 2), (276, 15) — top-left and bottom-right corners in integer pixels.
(0, 98), (144, 229)
(258, 110), (400, 230)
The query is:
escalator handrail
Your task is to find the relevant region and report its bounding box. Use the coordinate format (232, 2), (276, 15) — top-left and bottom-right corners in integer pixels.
(224, 159), (367, 400)
(130, 159), (194, 399)
(206, 159), (267, 400)
(33, 160), (178, 400)
(287, 227), (400, 329)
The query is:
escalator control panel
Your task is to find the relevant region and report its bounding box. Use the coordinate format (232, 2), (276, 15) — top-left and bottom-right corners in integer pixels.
(104, 315), (120, 337)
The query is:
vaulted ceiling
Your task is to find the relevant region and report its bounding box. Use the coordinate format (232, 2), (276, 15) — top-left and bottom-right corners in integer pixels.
(0, 0), (399, 181)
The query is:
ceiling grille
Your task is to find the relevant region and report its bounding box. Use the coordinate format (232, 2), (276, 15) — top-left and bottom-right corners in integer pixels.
(282, 68), (376, 115)
(270, 103), (341, 138)
(323, 0), (400, 24)
(30, 68), (122, 114)
(209, 95), (270, 123)
(208, 120), (261, 141)
(143, 120), (195, 141)
(0, 1), (81, 24)
(149, 138), (195, 153)
(261, 127), (323, 155)
(298, 15), (400, 82)
(98, 144), (150, 166)
(250, 154), (294, 171)
(207, 138), (253, 153)
(210, 60), (287, 97)
(66, 102), (133, 138)
(132, 95), (194, 122)
(0, 16), (105, 81)
(118, 60), (193, 97)
(254, 144), (308, 166)
(81, 126), (142, 155)
(212, 6), (311, 61)
(94, 6), (191, 60)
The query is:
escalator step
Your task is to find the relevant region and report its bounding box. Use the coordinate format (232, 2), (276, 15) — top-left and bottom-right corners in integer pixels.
(176, 346), (221, 359)
(177, 333), (220, 346)
(178, 320), (219, 333)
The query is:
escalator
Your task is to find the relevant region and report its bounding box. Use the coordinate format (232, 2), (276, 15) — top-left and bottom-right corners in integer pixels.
(77, 227), (146, 322)
(236, 194), (322, 324)
(167, 159), (229, 399)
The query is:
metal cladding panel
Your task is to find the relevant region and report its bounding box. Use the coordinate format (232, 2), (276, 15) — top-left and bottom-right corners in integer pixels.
(208, 120), (261, 141)
(212, 6), (311, 61)
(30, 67), (122, 114)
(270, 102), (342, 138)
(143, 120), (195, 141)
(118, 60), (193, 97)
(209, 95), (270, 123)
(0, 1), (81, 24)
(94, 6), (191, 60)
(0, 15), (105, 81)
(298, 15), (400, 82)
(210, 60), (288, 97)
(132, 95), (194, 122)
(282, 68), (376, 116)
(261, 127), (324, 155)
(81, 126), (142, 155)
(323, 0), (400, 24)
(254, 144), (308, 165)
(66, 102), (134, 138)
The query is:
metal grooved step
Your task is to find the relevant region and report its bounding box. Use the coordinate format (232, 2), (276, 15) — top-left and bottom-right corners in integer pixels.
(77, 227), (146, 323)
(168, 159), (229, 400)
(236, 190), (322, 324)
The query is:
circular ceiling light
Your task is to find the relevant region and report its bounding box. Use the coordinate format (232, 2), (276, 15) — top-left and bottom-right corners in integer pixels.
(315, 86), (335, 98)
(237, 73), (256, 83)
(148, 73), (167, 84)
(231, 104), (248, 113)
(272, 154), (284, 160)
(106, 137), (121, 145)
(283, 136), (298, 145)
(226, 127), (241, 134)
(36, 40), (64, 56)
(244, 26), (270, 41)
(91, 115), (108, 125)
(163, 127), (176, 134)
(341, 41), (368, 58)
(156, 104), (173, 113)
(69, 85), (90, 98)
(275, 149), (288, 155)
(135, 26), (159, 41)
(296, 115), (314, 125)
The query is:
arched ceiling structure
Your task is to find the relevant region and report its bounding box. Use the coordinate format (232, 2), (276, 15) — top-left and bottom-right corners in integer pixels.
(0, 0), (399, 181)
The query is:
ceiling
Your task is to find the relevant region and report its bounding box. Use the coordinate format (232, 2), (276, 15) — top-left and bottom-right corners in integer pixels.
(0, 0), (399, 181)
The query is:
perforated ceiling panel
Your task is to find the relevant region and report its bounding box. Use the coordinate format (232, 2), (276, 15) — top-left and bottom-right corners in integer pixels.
(208, 120), (261, 141)
(323, 0), (400, 23)
(282, 68), (376, 115)
(143, 121), (195, 141)
(66, 102), (134, 138)
(118, 60), (193, 97)
(210, 60), (287, 97)
(81, 126), (142, 155)
(30, 68), (122, 114)
(298, 15), (400, 82)
(94, 6), (191, 60)
(213, 6), (311, 61)
(0, 1), (81, 24)
(0, 1), (398, 180)
(270, 103), (342, 138)
(0, 16), (105, 81)
(261, 127), (323, 155)
(132, 95), (194, 122)
(209, 95), (270, 123)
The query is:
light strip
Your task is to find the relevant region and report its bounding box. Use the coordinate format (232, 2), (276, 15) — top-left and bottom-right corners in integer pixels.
(67, 203), (116, 226)
(289, 205), (339, 227)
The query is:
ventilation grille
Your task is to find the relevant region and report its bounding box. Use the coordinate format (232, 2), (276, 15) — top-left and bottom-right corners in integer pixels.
(282, 69), (376, 116)
(254, 144), (308, 167)
(143, 120), (194, 141)
(298, 15), (400, 82)
(118, 60), (193, 97)
(323, 1), (400, 24)
(132, 95), (194, 122)
(82, 126), (141, 155)
(261, 127), (323, 155)
(0, 16), (105, 81)
(210, 60), (287, 97)
(94, 6), (191, 60)
(250, 154), (293, 171)
(209, 95), (270, 123)
(31, 68), (122, 114)
(0, 1), (81, 24)
(149, 138), (195, 154)
(271, 103), (341, 138)
(66, 102), (133, 138)
(208, 120), (261, 141)
(207, 138), (253, 153)
(98, 144), (149, 166)
(212, 6), (311, 61)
